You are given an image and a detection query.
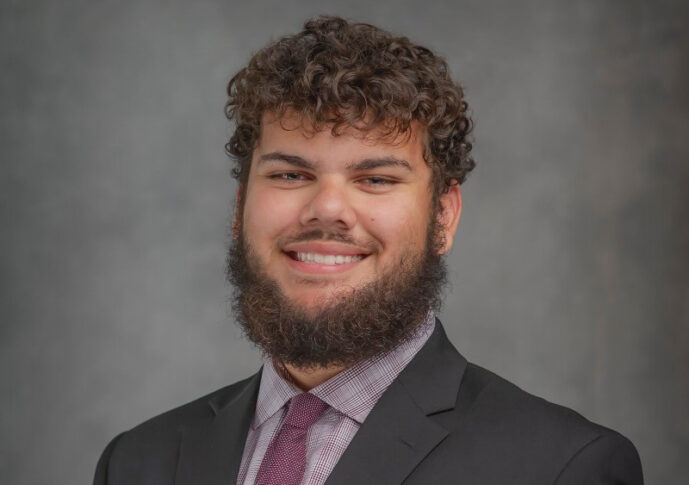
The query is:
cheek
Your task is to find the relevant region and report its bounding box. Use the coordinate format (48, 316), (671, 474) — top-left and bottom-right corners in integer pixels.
(361, 198), (429, 250)
(243, 190), (303, 243)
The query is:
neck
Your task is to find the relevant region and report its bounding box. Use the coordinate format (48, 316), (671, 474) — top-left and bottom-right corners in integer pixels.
(278, 361), (346, 391)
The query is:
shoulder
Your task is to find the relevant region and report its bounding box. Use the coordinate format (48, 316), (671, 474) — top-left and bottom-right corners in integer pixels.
(458, 362), (625, 439)
(124, 374), (254, 441)
(432, 362), (643, 483)
(93, 375), (256, 484)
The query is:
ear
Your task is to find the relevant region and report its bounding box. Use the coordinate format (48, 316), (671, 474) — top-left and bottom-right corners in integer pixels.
(436, 182), (462, 254)
(232, 185), (244, 241)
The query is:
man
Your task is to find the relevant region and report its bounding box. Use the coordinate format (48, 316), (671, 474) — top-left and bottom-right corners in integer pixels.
(94, 16), (643, 484)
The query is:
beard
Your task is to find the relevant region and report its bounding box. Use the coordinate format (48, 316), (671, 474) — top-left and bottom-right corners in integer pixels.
(226, 214), (448, 370)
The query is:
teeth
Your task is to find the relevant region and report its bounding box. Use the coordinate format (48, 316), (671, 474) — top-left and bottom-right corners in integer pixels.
(295, 252), (363, 265)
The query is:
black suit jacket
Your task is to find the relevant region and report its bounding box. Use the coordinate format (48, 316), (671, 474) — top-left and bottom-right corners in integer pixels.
(94, 320), (643, 484)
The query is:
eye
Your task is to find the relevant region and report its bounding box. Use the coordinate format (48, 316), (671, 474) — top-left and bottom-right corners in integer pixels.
(269, 172), (308, 183)
(358, 176), (398, 188)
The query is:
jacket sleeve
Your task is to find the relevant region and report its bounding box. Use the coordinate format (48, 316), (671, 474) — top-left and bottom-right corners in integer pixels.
(93, 432), (125, 485)
(554, 431), (643, 485)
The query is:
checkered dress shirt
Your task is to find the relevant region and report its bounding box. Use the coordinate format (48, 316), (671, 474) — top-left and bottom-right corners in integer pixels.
(236, 310), (436, 485)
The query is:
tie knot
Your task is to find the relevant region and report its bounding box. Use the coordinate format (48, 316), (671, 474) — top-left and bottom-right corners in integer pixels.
(284, 393), (328, 429)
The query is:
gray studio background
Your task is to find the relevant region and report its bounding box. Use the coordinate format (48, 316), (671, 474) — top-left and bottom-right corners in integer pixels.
(2, 0), (688, 483)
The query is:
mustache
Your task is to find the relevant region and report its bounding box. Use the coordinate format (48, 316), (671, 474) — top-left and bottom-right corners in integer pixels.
(277, 229), (378, 252)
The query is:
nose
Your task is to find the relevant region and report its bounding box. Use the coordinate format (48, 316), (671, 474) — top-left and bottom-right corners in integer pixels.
(298, 179), (357, 230)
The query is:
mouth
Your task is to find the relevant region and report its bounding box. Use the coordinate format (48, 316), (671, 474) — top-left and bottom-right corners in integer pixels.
(285, 251), (368, 265)
(282, 250), (371, 275)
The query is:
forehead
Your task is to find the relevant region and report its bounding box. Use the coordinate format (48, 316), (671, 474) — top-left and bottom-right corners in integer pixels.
(255, 112), (428, 168)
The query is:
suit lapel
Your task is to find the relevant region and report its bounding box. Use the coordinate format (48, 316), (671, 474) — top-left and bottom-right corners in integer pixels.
(175, 371), (261, 485)
(323, 378), (448, 485)
(325, 319), (467, 485)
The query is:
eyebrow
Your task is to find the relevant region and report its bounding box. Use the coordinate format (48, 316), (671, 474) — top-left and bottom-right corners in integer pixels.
(258, 152), (413, 172)
(258, 152), (316, 170)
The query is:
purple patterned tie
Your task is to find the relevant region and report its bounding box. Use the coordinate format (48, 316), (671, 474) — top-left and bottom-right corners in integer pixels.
(255, 393), (329, 485)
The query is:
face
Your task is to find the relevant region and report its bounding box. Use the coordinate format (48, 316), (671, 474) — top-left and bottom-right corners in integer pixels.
(227, 112), (462, 368)
(239, 114), (459, 312)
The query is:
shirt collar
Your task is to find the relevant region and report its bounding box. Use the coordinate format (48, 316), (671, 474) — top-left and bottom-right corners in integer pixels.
(252, 310), (436, 428)
(252, 359), (300, 429)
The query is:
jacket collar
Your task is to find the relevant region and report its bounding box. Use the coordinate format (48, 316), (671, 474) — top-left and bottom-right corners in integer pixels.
(175, 372), (261, 485)
(324, 318), (466, 485)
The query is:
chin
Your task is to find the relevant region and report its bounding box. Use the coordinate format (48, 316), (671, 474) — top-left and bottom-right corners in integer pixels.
(288, 292), (336, 308)
(284, 286), (352, 310)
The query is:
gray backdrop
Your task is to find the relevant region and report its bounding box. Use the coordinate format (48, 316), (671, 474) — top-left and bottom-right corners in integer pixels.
(2, 0), (688, 483)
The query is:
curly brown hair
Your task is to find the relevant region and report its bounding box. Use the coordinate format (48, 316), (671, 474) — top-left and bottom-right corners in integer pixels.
(225, 16), (475, 198)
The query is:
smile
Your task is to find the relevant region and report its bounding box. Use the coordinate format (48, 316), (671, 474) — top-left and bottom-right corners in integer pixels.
(283, 250), (370, 274)
(291, 252), (364, 265)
